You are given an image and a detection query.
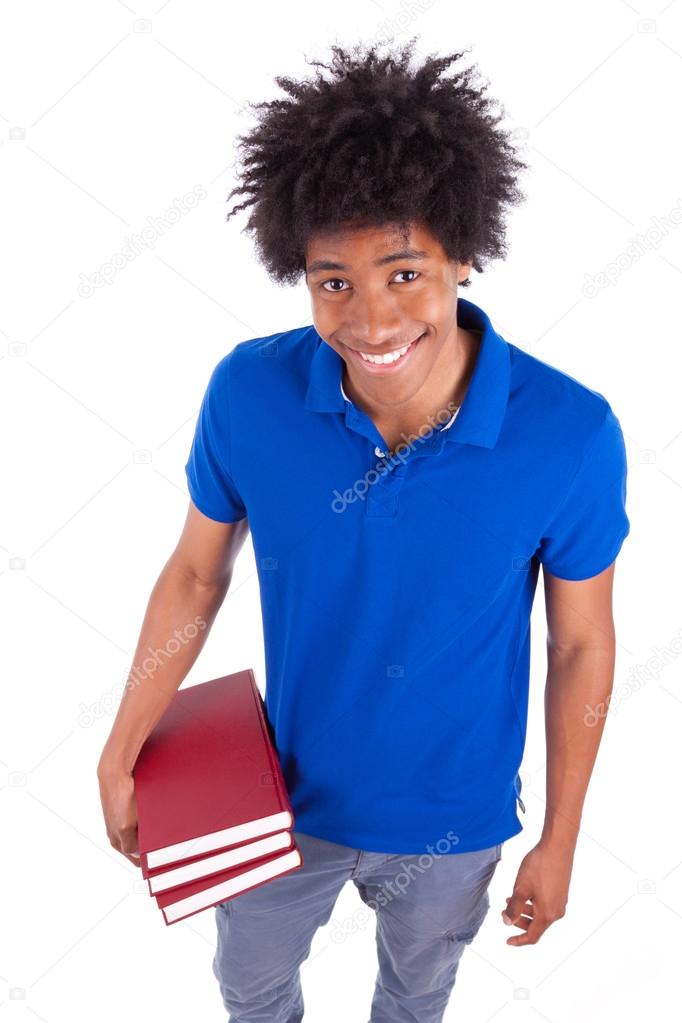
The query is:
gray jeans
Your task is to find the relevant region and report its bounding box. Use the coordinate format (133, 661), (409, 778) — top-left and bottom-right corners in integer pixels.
(212, 830), (503, 1022)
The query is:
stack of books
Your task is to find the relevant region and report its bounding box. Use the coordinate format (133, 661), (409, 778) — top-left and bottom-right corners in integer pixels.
(133, 668), (303, 926)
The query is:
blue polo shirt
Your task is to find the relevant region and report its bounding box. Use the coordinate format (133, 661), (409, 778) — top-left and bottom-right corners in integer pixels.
(184, 297), (631, 854)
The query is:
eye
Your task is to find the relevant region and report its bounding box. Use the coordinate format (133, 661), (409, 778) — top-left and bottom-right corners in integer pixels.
(320, 269), (421, 293)
(393, 270), (420, 283)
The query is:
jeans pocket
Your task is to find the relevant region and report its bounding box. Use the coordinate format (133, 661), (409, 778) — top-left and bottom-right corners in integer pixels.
(216, 896), (234, 919)
(446, 845), (500, 944)
(453, 890), (491, 945)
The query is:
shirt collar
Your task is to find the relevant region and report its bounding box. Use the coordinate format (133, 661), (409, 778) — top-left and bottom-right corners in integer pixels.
(304, 297), (511, 448)
(339, 375), (459, 430)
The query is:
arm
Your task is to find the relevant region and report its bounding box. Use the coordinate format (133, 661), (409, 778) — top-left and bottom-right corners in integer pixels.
(542, 562), (616, 849)
(97, 501), (249, 864)
(502, 561), (618, 945)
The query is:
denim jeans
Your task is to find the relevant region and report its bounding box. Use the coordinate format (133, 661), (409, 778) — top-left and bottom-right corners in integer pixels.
(212, 830), (503, 1022)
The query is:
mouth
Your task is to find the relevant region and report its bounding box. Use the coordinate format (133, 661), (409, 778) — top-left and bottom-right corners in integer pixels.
(344, 332), (426, 374)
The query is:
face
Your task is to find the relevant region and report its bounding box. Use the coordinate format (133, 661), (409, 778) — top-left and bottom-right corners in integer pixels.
(304, 219), (471, 409)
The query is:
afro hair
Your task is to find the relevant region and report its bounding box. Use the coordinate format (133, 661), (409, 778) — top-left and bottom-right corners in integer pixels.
(225, 37), (528, 287)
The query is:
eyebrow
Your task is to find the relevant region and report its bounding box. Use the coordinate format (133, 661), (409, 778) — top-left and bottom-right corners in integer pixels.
(306, 247), (431, 275)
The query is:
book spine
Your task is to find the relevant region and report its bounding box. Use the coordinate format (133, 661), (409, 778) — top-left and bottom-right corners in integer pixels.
(247, 669), (294, 827)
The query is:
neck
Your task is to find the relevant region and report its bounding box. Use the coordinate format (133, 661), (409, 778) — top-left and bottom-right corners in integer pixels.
(342, 325), (482, 453)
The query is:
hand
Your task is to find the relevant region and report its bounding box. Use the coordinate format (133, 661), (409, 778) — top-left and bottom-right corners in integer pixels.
(501, 840), (573, 945)
(97, 764), (141, 867)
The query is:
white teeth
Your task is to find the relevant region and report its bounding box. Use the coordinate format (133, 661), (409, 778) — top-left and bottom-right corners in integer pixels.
(359, 341), (412, 365)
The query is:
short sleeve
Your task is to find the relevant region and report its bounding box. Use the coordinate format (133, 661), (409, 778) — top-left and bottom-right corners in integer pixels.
(536, 405), (630, 580)
(184, 355), (247, 523)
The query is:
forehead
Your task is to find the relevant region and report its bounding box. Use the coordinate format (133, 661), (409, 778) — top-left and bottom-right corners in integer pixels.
(305, 219), (444, 269)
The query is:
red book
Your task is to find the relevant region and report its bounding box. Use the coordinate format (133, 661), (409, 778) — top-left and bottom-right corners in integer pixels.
(147, 829), (295, 895)
(133, 668), (295, 876)
(154, 845), (303, 926)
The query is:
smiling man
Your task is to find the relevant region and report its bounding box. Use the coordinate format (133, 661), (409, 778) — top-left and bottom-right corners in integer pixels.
(306, 220), (481, 458)
(98, 39), (631, 1023)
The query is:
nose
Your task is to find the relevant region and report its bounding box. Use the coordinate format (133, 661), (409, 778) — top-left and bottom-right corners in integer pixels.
(346, 290), (404, 349)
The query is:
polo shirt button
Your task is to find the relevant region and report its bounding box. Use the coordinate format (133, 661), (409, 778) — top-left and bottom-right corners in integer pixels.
(374, 445), (385, 457)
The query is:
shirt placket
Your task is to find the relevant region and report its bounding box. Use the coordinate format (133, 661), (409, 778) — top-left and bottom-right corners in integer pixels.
(342, 402), (450, 518)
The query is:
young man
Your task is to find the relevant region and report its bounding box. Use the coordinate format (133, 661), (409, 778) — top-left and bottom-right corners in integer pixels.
(98, 40), (630, 1022)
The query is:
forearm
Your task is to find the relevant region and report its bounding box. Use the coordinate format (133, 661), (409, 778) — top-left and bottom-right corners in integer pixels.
(97, 562), (228, 776)
(541, 642), (616, 850)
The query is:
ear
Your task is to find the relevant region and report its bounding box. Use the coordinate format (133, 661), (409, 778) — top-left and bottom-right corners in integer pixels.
(457, 261), (472, 284)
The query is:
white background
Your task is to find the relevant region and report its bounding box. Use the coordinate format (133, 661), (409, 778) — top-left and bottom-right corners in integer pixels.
(1, 1), (680, 1020)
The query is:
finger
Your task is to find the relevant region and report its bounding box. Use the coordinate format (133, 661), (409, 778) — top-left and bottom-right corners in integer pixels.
(117, 837), (141, 867)
(504, 910), (533, 934)
(120, 826), (139, 853)
(506, 916), (547, 946)
(505, 896), (533, 915)
(502, 895), (532, 926)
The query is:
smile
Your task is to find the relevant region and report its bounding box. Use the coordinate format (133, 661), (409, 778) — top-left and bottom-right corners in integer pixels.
(346, 333), (426, 373)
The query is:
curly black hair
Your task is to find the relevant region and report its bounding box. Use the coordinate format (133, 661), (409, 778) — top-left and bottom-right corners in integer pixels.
(225, 37), (528, 287)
